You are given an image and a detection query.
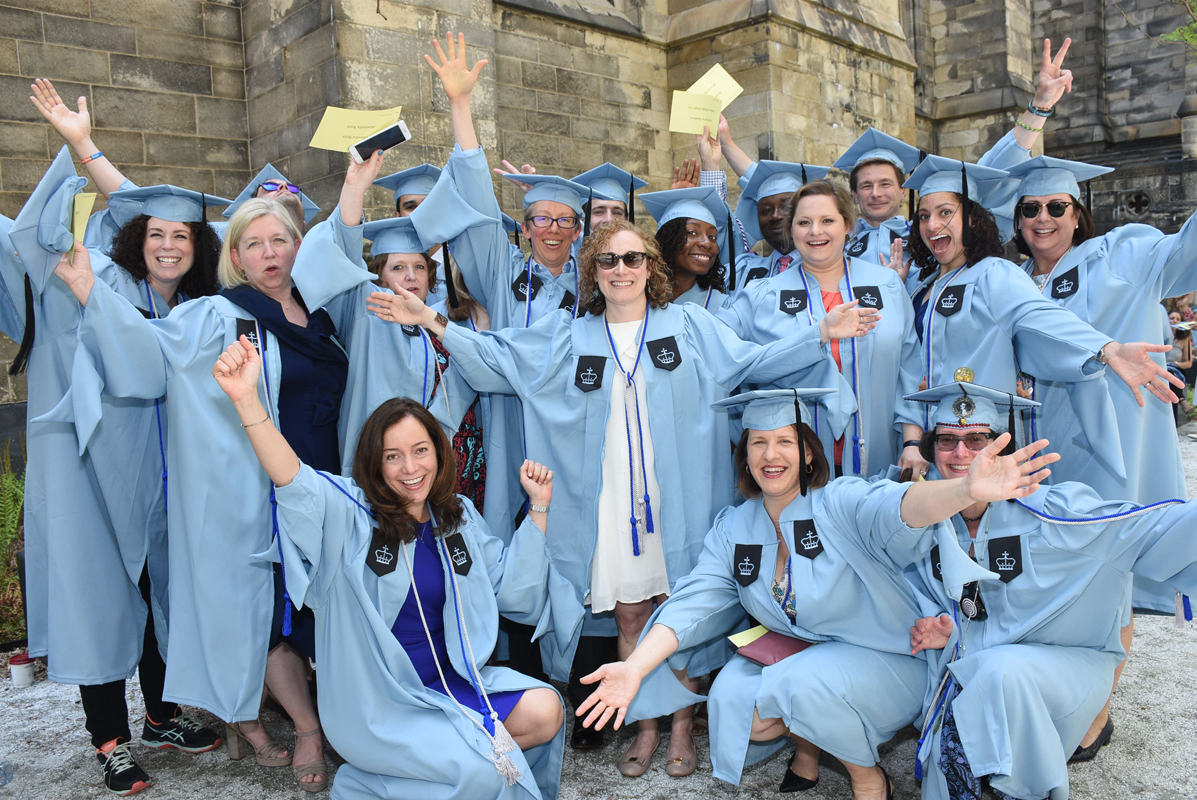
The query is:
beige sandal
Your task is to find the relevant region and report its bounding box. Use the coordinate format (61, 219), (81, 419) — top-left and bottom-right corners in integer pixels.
(292, 728), (329, 793)
(225, 722), (292, 767)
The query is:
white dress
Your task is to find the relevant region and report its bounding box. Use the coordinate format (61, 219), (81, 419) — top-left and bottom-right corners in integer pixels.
(589, 319), (669, 612)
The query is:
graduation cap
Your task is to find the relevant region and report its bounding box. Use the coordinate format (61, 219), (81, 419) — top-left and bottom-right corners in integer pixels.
(10, 146), (88, 292)
(734, 160), (831, 246)
(903, 157), (1009, 249)
(1003, 155), (1113, 203)
(223, 164), (320, 224)
(833, 127), (922, 175)
(106, 184), (233, 232)
(572, 162), (648, 204)
(712, 387), (840, 495)
(374, 164), (442, 204)
(362, 216), (430, 256)
(640, 185), (737, 285)
(503, 173), (590, 216)
(906, 379), (1038, 456)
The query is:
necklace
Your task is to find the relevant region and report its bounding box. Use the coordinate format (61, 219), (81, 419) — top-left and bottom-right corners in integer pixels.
(960, 509), (986, 523)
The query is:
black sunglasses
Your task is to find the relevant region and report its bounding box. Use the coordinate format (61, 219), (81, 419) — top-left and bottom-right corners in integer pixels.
(258, 181), (301, 195)
(934, 432), (997, 452)
(1018, 200), (1074, 219)
(594, 251), (649, 269)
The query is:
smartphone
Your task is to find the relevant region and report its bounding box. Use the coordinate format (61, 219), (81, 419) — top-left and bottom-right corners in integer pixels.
(349, 120), (411, 163)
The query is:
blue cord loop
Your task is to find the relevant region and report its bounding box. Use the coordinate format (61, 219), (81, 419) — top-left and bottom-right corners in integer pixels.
(604, 301), (653, 556)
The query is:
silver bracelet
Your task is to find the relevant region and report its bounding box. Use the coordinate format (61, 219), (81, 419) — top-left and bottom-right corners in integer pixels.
(529, 503), (549, 513)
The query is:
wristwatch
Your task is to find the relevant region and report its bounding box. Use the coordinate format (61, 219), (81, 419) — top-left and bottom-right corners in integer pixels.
(529, 503), (550, 513)
(902, 439), (921, 449)
(1096, 343), (1112, 365)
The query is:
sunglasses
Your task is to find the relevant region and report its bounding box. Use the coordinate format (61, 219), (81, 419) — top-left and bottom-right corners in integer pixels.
(258, 181), (302, 195)
(594, 251), (649, 269)
(526, 215), (579, 229)
(934, 432), (997, 452)
(1018, 200), (1074, 219)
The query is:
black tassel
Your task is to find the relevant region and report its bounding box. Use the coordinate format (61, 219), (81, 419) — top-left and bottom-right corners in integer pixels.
(960, 163), (972, 253)
(795, 390), (808, 496)
(8, 276), (35, 376)
(627, 175), (635, 223)
(726, 211), (737, 291)
(442, 247), (461, 310)
(801, 164), (808, 184)
(513, 224), (521, 250)
(1002, 394), (1017, 456)
(583, 188), (593, 239)
(909, 150), (927, 223)
(1084, 180), (1092, 212)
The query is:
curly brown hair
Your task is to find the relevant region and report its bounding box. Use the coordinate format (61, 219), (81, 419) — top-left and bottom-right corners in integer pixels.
(1012, 200), (1095, 258)
(352, 398), (464, 545)
(107, 215), (222, 299)
(907, 196), (1006, 282)
(577, 220), (673, 316)
(734, 424), (830, 498)
(655, 217), (727, 293)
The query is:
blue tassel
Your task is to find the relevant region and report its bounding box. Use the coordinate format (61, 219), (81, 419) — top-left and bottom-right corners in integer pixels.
(914, 759), (923, 781)
(483, 711), (496, 736)
(630, 517), (640, 557)
(852, 435), (862, 475)
(1186, 594), (1193, 622)
(644, 494), (655, 534)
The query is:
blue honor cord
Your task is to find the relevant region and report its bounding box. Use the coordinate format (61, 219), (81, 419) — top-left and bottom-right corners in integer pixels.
(604, 300), (655, 556)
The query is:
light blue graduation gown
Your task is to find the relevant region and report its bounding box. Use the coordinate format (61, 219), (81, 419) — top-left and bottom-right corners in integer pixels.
(70, 281), (307, 721)
(846, 216), (909, 269)
(81, 179), (138, 251)
(672, 282), (729, 311)
(274, 464), (582, 800)
(625, 479), (929, 783)
(909, 257), (1123, 471)
(735, 249), (800, 292)
(439, 303), (851, 679)
(8, 168), (172, 686)
(716, 258), (922, 476)
(904, 479), (1197, 800)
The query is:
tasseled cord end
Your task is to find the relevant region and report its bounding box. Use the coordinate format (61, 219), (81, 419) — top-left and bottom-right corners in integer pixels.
(643, 494), (655, 534)
(488, 717), (522, 786)
(1176, 592), (1193, 629)
(271, 485), (294, 637)
(914, 758), (923, 781)
(630, 516), (641, 557)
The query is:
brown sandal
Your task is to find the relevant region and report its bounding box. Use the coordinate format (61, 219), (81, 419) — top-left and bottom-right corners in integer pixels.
(225, 722), (291, 767)
(292, 728), (329, 793)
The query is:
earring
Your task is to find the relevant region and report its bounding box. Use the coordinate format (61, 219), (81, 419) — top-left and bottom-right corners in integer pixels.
(806, 463), (813, 474)
(240, 270), (247, 279)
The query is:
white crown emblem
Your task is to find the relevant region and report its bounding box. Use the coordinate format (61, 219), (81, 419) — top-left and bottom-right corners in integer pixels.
(800, 529), (820, 550)
(580, 367), (598, 385)
(995, 550), (1015, 571)
(785, 296), (803, 309)
(517, 281), (531, 297)
(861, 292), (877, 306)
(452, 547), (468, 566)
(656, 348), (675, 364)
(1055, 278), (1074, 294)
(940, 294), (959, 309)
(374, 544), (394, 565)
(738, 557), (755, 576)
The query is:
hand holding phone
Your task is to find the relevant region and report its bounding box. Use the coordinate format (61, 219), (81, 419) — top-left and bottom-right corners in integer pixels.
(350, 120), (412, 163)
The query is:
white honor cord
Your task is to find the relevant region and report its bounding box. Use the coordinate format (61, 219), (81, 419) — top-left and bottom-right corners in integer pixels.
(399, 540), (521, 785)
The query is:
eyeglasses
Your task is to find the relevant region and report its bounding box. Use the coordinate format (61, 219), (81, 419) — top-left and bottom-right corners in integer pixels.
(526, 215), (579, 229)
(258, 181), (301, 195)
(933, 432), (997, 452)
(594, 251), (649, 269)
(1018, 200), (1074, 219)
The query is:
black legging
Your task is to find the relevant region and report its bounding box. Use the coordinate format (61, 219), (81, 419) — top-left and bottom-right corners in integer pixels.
(78, 565), (177, 748)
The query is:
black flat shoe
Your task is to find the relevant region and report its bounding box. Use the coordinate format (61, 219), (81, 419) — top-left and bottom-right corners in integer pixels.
(779, 766), (818, 792)
(1069, 716), (1113, 763)
(880, 765), (894, 800)
(569, 716), (604, 751)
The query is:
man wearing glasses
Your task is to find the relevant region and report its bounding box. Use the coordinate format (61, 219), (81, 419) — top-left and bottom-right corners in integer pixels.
(219, 165), (320, 236)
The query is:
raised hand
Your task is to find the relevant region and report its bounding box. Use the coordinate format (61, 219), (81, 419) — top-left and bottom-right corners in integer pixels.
(30, 78), (91, 147)
(696, 125), (722, 171)
(339, 149), (385, 226)
(910, 614), (953, 655)
(212, 335), (262, 406)
(425, 32), (488, 102)
(1033, 37), (1073, 110)
(367, 286), (432, 326)
(1104, 341), (1184, 406)
(819, 299), (880, 342)
(882, 236), (908, 282)
(576, 662), (641, 731)
(493, 159), (536, 192)
(671, 158), (700, 190)
(53, 240), (96, 304)
(519, 459), (553, 509)
(962, 434), (1059, 503)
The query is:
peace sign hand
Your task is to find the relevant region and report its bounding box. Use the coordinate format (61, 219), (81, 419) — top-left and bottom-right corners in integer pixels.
(1033, 37), (1073, 110)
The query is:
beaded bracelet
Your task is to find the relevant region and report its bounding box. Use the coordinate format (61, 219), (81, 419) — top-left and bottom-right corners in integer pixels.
(80, 151), (103, 164)
(1015, 119), (1044, 132)
(1026, 101), (1054, 117)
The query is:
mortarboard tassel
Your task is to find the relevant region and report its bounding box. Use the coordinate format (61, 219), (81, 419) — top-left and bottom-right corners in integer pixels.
(960, 163), (972, 252)
(1085, 180), (1093, 212)
(584, 188), (593, 239)
(727, 211), (737, 291)
(8, 277), (34, 375)
(801, 164), (808, 184)
(910, 149), (927, 217)
(795, 390), (809, 496)
(627, 175), (636, 223)
(442, 247), (461, 310)
(1002, 394), (1016, 457)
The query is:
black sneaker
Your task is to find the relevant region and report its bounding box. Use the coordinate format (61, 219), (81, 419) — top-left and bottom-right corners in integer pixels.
(140, 713), (222, 754)
(96, 739), (152, 796)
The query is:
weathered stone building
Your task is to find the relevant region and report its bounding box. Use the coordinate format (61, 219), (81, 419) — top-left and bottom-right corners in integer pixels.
(0, 0), (1191, 402)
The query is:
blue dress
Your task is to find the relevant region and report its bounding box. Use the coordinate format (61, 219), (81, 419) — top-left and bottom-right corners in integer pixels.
(394, 521), (524, 721)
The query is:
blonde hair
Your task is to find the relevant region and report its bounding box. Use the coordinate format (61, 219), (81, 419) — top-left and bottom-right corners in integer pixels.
(217, 198), (304, 289)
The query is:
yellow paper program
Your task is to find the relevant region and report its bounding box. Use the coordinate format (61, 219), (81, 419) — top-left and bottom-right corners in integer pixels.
(73, 193), (97, 243)
(688, 63), (744, 110)
(669, 90), (722, 136)
(309, 106), (403, 151)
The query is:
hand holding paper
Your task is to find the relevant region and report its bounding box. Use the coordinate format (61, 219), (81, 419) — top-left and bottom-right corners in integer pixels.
(669, 91), (722, 136)
(309, 106), (403, 152)
(72, 192), (97, 243)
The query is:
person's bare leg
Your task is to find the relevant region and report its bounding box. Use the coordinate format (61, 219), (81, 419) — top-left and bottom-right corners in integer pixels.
(1079, 614), (1132, 747)
(843, 761), (888, 800)
(614, 599), (659, 765)
(503, 688), (565, 749)
(266, 643), (324, 787)
(665, 670), (698, 769)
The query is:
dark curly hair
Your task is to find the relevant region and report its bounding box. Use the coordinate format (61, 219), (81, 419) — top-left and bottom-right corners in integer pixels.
(108, 215), (222, 299)
(577, 220), (673, 316)
(655, 217), (727, 293)
(352, 397), (464, 545)
(908, 195), (1006, 282)
(1012, 199), (1095, 258)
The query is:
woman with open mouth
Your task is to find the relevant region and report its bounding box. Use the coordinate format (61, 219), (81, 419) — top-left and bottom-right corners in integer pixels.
(718, 180), (927, 480)
(366, 214), (872, 781)
(8, 151), (227, 795)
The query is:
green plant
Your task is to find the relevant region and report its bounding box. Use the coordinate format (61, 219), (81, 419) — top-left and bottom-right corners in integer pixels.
(0, 438), (25, 642)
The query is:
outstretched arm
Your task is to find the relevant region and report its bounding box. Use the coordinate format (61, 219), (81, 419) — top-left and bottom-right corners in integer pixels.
(425, 32), (488, 152)
(30, 78), (128, 198)
(577, 624), (680, 731)
(213, 336), (301, 487)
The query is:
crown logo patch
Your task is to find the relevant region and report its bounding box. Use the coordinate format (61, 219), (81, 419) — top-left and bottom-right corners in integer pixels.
(785, 296), (802, 309)
(575, 356), (605, 392)
(995, 551), (1015, 571)
(656, 348), (675, 365)
(374, 544), (394, 565)
(940, 294), (958, 309)
(452, 547), (468, 566)
(733, 543), (763, 586)
(792, 519), (824, 560)
(1055, 279), (1073, 294)
(580, 367), (597, 385)
(444, 532), (473, 576)
(987, 535), (1023, 583)
(738, 557), (755, 577)
(647, 336), (682, 371)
